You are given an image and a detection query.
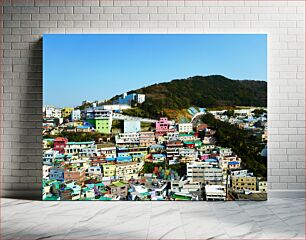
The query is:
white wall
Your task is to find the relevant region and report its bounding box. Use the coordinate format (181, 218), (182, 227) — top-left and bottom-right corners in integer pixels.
(1, 0), (305, 198)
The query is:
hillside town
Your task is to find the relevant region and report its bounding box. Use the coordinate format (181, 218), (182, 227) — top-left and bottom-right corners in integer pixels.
(43, 93), (267, 201)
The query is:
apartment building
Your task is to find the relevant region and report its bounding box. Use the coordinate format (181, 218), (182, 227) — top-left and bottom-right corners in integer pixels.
(139, 131), (156, 147)
(178, 123), (193, 133)
(205, 185), (226, 201)
(232, 175), (257, 191)
(115, 132), (140, 146)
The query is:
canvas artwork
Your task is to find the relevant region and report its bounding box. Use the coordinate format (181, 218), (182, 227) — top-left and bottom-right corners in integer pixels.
(43, 34), (267, 201)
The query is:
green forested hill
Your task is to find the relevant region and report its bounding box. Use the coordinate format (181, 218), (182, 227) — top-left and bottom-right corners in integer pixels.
(112, 75), (267, 118)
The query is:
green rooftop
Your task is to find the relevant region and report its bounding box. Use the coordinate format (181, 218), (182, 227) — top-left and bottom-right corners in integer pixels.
(111, 181), (127, 187)
(44, 195), (60, 201)
(99, 196), (112, 200)
(173, 194), (193, 200)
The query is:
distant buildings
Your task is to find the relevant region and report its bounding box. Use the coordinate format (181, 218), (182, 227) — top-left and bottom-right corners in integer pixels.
(187, 161), (223, 185)
(139, 132), (156, 147)
(258, 181), (268, 192)
(156, 117), (170, 136)
(115, 132), (140, 146)
(97, 144), (116, 158)
(117, 93), (145, 105)
(43, 104), (267, 201)
(44, 106), (62, 118)
(109, 181), (128, 199)
(53, 137), (68, 154)
(86, 108), (113, 134)
(205, 185), (226, 201)
(61, 107), (74, 119)
(71, 109), (81, 121)
(232, 174), (257, 192)
(64, 141), (96, 155)
(178, 123), (193, 133)
(101, 104), (131, 111)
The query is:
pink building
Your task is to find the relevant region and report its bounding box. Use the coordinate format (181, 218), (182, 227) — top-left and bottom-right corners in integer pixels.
(200, 154), (210, 161)
(155, 117), (169, 136)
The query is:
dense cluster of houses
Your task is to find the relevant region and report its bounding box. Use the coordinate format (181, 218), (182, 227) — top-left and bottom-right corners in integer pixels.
(43, 100), (267, 201)
(209, 108), (268, 142)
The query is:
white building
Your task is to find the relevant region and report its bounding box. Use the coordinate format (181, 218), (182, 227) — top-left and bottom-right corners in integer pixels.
(44, 106), (62, 118)
(218, 147), (233, 157)
(44, 106), (54, 118)
(219, 155), (241, 170)
(43, 149), (59, 165)
(178, 134), (195, 142)
(124, 120), (141, 133)
(136, 94), (145, 103)
(139, 132), (156, 147)
(181, 181), (202, 194)
(187, 161), (223, 184)
(166, 132), (179, 141)
(53, 108), (62, 118)
(115, 132), (140, 145)
(178, 123), (193, 133)
(179, 148), (197, 159)
(101, 104), (131, 111)
(64, 141), (96, 155)
(79, 144), (97, 157)
(87, 166), (102, 176)
(85, 108), (113, 120)
(230, 169), (249, 177)
(258, 181), (268, 192)
(71, 109), (81, 121)
(118, 93), (146, 105)
(98, 146), (117, 158)
(205, 185), (226, 201)
(43, 165), (52, 180)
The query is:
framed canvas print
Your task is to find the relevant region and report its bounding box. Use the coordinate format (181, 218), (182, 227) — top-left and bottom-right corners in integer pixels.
(43, 34), (267, 201)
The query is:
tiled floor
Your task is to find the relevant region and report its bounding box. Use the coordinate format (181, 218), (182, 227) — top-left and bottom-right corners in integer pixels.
(1, 198), (305, 239)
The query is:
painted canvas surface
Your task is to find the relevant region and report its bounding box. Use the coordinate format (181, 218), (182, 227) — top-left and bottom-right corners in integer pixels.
(43, 34), (267, 201)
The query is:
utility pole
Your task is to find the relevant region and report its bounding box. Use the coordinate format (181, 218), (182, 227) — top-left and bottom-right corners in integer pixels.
(226, 169), (230, 200)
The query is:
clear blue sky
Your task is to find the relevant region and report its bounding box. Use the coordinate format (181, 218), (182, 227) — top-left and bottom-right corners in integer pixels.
(43, 34), (267, 108)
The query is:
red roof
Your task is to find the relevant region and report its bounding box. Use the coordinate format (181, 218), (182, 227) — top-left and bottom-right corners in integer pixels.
(54, 137), (68, 142)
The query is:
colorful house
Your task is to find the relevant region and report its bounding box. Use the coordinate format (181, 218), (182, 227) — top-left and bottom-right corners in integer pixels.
(228, 161), (240, 170)
(155, 117), (169, 135)
(53, 137), (68, 154)
(102, 164), (116, 177)
(109, 181), (128, 199)
(49, 167), (64, 181)
(116, 162), (143, 181)
(86, 119), (112, 134)
(178, 123), (193, 133)
(86, 109), (113, 134)
(152, 154), (166, 163)
(149, 144), (165, 154)
(116, 156), (132, 163)
(232, 175), (257, 192)
(61, 107), (74, 118)
(64, 169), (86, 184)
(183, 141), (195, 148)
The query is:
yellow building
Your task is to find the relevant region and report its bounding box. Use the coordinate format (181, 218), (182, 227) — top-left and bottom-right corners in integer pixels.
(102, 164), (116, 177)
(61, 107), (74, 118)
(179, 156), (196, 163)
(232, 176), (257, 191)
(116, 162), (143, 181)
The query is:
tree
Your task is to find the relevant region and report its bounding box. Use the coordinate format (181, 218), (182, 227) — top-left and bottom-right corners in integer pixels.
(201, 113), (267, 178)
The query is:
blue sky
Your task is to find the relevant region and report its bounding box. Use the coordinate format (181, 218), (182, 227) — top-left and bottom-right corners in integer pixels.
(43, 34), (267, 107)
